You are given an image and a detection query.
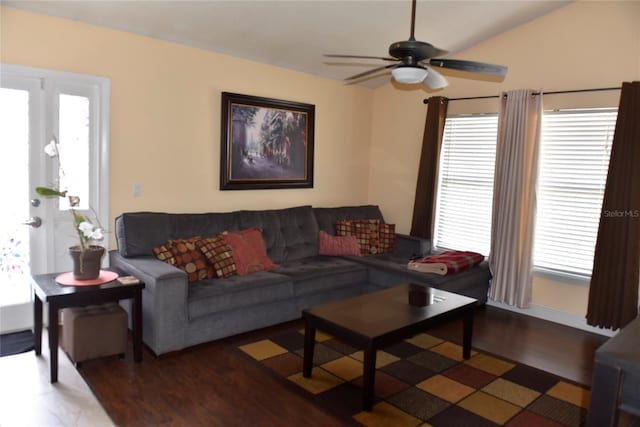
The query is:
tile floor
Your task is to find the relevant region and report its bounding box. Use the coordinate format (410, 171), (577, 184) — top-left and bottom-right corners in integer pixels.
(0, 328), (114, 427)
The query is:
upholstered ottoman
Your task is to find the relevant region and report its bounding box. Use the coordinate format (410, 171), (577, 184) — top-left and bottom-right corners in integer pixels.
(61, 303), (128, 365)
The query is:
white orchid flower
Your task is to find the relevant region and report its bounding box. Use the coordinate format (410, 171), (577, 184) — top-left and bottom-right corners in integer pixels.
(78, 221), (95, 239)
(78, 221), (104, 241)
(44, 139), (59, 158)
(90, 228), (104, 241)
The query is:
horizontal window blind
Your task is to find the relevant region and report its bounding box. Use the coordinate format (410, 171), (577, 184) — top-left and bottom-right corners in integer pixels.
(433, 114), (498, 255)
(533, 109), (617, 277)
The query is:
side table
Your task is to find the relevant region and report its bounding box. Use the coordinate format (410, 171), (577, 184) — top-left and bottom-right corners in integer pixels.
(30, 271), (145, 383)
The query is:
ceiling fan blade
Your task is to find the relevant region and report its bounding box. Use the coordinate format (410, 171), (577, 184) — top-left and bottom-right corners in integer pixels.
(345, 63), (398, 81)
(429, 58), (508, 76)
(324, 54), (397, 62)
(429, 47), (450, 58)
(423, 66), (448, 90)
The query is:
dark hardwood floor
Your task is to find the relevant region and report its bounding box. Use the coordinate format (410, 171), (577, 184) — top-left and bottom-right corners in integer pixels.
(78, 306), (608, 427)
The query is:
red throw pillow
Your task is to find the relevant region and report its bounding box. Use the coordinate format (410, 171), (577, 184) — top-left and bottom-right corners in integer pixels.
(221, 228), (278, 276)
(318, 231), (361, 256)
(195, 235), (237, 278)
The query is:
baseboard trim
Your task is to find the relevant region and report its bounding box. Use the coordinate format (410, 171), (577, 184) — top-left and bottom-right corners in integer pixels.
(486, 300), (617, 337)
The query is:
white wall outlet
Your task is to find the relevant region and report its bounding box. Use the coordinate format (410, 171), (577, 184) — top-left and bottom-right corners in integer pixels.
(133, 183), (142, 197)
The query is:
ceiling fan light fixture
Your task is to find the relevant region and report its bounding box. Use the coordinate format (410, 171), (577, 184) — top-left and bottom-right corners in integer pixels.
(391, 67), (428, 84)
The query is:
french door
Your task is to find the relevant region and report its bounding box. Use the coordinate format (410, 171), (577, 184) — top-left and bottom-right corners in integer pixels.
(0, 64), (110, 333)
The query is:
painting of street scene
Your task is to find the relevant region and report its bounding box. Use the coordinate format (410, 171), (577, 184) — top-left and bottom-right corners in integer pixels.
(221, 93), (315, 190)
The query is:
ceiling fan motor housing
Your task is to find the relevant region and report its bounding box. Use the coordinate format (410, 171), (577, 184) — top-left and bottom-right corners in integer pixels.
(389, 40), (437, 63)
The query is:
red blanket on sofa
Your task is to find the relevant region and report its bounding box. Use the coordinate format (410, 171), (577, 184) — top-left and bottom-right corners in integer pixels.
(407, 251), (484, 275)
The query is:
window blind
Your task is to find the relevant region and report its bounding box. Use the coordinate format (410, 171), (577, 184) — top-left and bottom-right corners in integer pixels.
(433, 114), (498, 255)
(533, 109), (617, 277)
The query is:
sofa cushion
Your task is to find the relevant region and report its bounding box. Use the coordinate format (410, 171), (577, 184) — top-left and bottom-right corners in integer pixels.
(222, 228), (277, 275)
(313, 205), (385, 235)
(273, 256), (368, 297)
(170, 212), (239, 240)
(237, 206), (319, 263)
(116, 211), (239, 258)
(187, 272), (293, 320)
(116, 212), (172, 257)
(195, 236), (237, 278)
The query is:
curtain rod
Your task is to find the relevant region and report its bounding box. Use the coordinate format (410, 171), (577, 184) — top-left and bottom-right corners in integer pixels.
(423, 86), (621, 104)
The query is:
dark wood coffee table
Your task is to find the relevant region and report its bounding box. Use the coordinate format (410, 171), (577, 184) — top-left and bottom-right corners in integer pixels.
(302, 284), (477, 411)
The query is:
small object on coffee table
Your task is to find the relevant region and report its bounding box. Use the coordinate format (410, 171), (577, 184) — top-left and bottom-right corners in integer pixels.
(117, 275), (140, 285)
(408, 283), (445, 307)
(302, 283), (476, 411)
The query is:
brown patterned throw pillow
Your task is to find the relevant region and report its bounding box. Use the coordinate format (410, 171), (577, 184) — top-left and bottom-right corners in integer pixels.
(153, 237), (215, 283)
(335, 219), (396, 255)
(195, 235), (237, 278)
(152, 244), (176, 265)
(170, 238), (216, 282)
(336, 219), (381, 255)
(378, 223), (396, 254)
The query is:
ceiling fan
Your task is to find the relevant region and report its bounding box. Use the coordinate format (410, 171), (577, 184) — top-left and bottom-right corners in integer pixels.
(325, 0), (508, 89)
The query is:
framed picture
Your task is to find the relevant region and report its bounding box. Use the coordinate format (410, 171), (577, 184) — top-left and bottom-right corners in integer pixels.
(220, 92), (315, 190)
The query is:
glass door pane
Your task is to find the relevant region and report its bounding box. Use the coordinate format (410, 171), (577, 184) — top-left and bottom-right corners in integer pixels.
(58, 93), (90, 211)
(0, 88), (31, 305)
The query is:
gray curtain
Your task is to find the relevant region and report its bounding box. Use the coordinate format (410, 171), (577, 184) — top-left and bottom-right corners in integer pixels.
(489, 89), (542, 308)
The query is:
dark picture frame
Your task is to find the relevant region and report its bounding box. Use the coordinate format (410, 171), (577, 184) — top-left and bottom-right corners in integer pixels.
(220, 92), (315, 190)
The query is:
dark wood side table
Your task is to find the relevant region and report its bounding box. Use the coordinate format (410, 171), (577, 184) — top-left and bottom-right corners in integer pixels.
(302, 284), (476, 411)
(31, 271), (144, 383)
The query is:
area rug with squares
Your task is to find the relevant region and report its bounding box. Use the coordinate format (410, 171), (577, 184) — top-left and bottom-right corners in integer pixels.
(236, 326), (590, 427)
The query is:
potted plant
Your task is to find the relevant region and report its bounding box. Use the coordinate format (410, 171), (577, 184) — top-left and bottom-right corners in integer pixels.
(36, 138), (105, 280)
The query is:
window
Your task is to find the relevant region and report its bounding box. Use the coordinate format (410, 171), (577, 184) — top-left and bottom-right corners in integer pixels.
(59, 93), (91, 210)
(433, 108), (617, 279)
(533, 109), (616, 278)
(433, 114), (498, 255)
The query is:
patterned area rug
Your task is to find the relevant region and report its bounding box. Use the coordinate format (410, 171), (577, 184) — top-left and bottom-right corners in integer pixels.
(237, 326), (590, 427)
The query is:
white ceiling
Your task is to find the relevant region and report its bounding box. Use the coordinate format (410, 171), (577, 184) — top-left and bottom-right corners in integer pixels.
(5, 0), (571, 88)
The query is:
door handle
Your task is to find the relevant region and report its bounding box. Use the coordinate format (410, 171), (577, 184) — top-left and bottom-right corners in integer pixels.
(23, 216), (42, 228)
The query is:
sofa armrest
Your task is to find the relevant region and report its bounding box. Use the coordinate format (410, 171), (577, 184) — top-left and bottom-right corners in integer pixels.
(109, 250), (188, 355)
(394, 234), (432, 259)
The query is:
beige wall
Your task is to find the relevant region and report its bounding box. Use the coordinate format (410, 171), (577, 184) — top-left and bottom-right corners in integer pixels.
(369, 1), (640, 317)
(0, 6), (374, 232)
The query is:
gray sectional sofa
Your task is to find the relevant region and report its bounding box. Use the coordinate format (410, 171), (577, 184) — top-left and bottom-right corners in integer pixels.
(110, 205), (491, 355)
